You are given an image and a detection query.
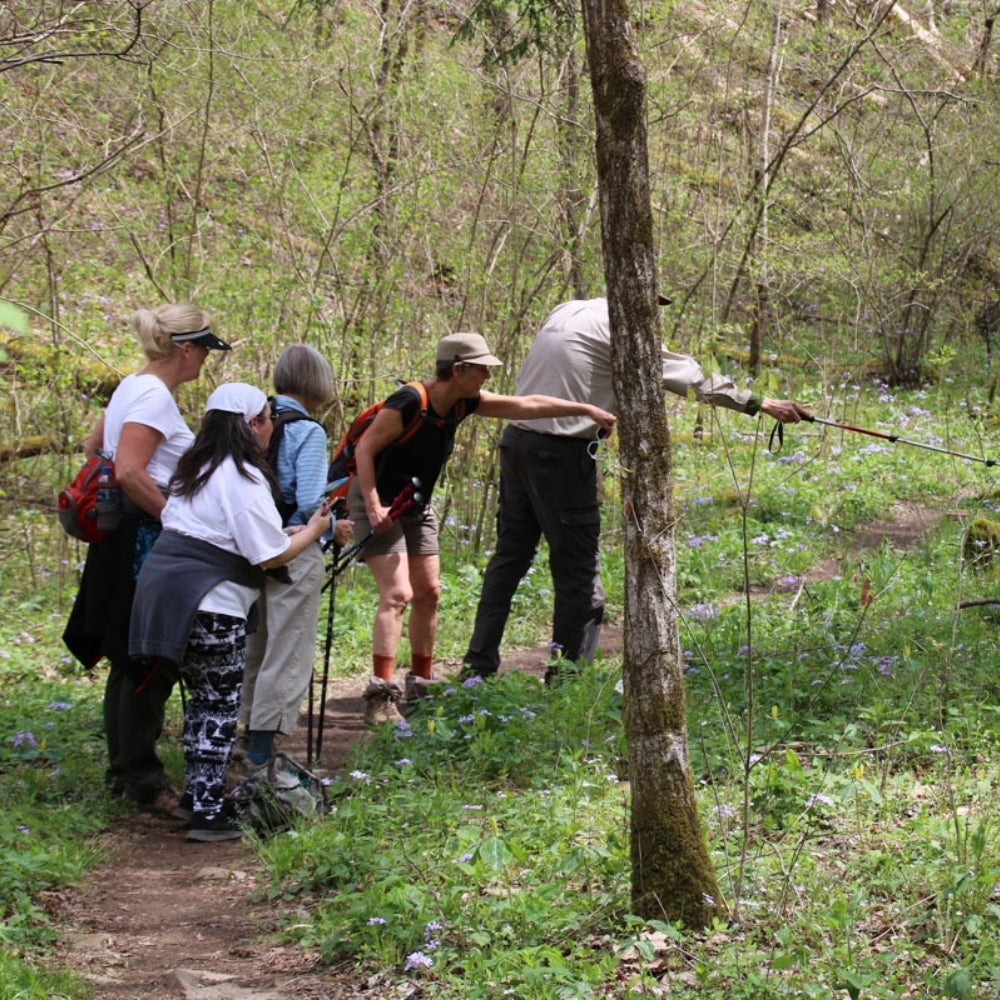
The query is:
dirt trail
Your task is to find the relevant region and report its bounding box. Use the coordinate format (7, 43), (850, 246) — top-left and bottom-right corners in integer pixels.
(52, 503), (948, 999)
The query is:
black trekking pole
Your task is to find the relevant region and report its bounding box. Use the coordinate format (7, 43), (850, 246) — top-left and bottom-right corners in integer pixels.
(308, 495), (348, 767)
(311, 479), (424, 765)
(806, 416), (999, 467)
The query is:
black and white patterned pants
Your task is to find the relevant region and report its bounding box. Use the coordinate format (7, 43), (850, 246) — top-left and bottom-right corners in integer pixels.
(179, 612), (246, 821)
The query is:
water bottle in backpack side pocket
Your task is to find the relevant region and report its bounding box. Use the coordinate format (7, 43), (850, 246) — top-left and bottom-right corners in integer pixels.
(96, 459), (122, 532)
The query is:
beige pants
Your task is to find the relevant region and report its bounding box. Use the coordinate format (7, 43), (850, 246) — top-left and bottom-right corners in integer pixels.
(239, 542), (325, 734)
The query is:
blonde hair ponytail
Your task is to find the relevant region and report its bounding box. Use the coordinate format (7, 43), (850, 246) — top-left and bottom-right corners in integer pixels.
(132, 303), (211, 361)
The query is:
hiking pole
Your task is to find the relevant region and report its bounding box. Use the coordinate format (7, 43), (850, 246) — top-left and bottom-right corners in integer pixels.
(309, 495), (348, 767)
(322, 477), (425, 587)
(312, 479), (424, 764)
(807, 416), (999, 467)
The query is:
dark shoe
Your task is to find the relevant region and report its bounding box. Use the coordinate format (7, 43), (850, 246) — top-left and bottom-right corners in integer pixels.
(186, 804), (244, 842)
(140, 786), (185, 818)
(172, 791), (193, 823)
(458, 663), (496, 682)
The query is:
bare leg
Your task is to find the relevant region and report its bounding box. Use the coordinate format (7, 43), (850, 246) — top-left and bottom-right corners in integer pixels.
(406, 553), (441, 658)
(365, 552), (412, 659)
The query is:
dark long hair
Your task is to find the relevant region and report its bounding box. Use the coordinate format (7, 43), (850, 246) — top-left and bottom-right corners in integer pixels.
(169, 409), (279, 499)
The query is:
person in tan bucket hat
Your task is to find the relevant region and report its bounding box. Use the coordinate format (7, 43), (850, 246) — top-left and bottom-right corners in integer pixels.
(347, 331), (617, 725)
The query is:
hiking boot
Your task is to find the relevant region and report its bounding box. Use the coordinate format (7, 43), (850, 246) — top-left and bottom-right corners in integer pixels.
(458, 663), (496, 683)
(186, 802), (244, 842)
(140, 785), (187, 819)
(173, 790), (194, 823)
(404, 670), (445, 701)
(362, 677), (406, 726)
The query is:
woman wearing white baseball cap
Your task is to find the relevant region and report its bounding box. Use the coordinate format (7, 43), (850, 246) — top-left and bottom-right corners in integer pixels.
(130, 383), (331, 841)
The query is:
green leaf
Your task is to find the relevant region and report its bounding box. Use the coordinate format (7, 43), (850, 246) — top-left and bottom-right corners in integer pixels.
(0, 301), (29, 334)
(945, 969), (973, 999)
(835, 968), (865, 1000)
(477, 836), (514, 871)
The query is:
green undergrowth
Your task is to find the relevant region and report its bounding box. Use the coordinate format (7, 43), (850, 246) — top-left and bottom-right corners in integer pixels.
(0, 642), (110, 998)
(257, 668), (631, 998)
(3, 381), (1000, 995)
(249, 633), (1000, 998)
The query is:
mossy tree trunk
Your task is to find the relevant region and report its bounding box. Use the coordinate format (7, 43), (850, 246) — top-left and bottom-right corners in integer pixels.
(579, 0), (724, 927)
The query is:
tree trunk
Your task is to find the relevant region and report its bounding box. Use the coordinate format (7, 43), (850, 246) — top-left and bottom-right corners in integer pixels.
(557, 44), (588, 298)
(579, 0), (723, 927)
(972, 12), (997, 78)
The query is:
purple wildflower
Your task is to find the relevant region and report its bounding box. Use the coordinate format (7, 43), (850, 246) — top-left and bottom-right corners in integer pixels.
(404, 951), (433, 971)
(805, 793), (834, 809)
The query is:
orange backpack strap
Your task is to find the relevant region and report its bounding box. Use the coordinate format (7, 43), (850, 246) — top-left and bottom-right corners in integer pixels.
(396, 381), (429, 445)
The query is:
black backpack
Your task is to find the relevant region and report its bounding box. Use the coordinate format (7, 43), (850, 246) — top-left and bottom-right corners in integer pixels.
(266, 399), (321, 526)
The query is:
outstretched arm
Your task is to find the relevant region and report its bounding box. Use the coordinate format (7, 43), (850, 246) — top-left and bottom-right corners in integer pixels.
(476, 391), (617, 434)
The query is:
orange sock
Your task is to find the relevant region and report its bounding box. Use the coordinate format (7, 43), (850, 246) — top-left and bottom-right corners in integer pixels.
(411, 653), (433, 679)
(372, 654), (395, 681)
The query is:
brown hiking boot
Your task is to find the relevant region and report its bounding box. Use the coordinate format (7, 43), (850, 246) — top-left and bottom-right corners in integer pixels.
(362, 677), (406, 726)
(404, 670), (445, 702)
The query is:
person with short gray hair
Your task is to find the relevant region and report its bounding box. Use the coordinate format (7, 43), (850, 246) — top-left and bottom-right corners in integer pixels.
(236, 345), (352, 774)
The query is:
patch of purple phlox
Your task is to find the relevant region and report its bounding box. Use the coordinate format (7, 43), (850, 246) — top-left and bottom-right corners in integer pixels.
(874, 656), (897, 676)
(805, 793), (834, 809)
(689, 603), (718, 620)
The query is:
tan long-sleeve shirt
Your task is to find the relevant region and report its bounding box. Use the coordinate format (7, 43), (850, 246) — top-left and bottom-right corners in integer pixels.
(510, 298), (757, 439)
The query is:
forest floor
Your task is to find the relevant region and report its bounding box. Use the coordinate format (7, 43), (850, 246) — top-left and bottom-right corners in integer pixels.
(49, 502), (948, 1000)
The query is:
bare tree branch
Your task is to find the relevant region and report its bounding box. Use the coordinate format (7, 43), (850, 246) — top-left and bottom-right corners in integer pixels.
(0, 1), (151, 74)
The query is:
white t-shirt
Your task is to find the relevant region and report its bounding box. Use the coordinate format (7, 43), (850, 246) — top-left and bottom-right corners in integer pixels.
(161, 457), (291, 618)
(104, 373), (195, 488)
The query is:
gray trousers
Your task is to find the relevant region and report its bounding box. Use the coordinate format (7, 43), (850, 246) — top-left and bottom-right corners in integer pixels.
(240, 542), (324, 734)
(464, 425), (605, 674)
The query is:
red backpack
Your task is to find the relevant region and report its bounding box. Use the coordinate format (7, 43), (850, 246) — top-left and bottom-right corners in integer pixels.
(326, 381), (466, 503)
(57, 450), (122, 543)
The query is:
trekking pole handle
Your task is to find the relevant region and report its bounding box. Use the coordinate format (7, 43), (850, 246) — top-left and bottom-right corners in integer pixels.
(327, 479), (426, 577)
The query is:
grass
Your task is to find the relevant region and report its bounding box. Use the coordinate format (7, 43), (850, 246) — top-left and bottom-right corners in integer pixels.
(3, 378), (1000, 996)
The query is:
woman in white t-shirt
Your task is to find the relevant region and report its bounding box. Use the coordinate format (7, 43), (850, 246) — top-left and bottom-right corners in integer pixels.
(130, 383), (331, 841)
(63, 304), (230, 818)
